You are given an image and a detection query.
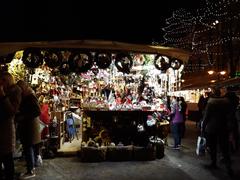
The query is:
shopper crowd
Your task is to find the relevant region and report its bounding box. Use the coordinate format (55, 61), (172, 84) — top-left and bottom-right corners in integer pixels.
(199, 87), (239, 176)
(0, 73), (43, 180)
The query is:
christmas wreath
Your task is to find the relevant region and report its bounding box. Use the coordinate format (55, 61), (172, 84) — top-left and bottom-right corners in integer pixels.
(115, 53), (133, 74)
(22, 49), (43, 68)
(170, 59), (183, 70)
(154, 55), (170, 72)
(44, 50), (62, 68)
(95, 53), (112, 69)
(69, 52), (93, 73)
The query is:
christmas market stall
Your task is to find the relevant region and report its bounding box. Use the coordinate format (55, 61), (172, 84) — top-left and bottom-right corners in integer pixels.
(0, 40), (189, 161)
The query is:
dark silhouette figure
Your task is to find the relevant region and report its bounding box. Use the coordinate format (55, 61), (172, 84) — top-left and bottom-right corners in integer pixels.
(202, 87), (233, 176)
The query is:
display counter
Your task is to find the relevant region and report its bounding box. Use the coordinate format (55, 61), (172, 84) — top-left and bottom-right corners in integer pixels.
(82, 110), (170, 145)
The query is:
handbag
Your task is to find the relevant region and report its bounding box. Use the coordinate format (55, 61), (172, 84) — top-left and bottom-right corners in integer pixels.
(196, 136), (206, 156)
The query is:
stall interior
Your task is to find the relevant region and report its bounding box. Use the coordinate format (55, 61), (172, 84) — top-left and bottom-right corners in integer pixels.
(4, 49), (184, 155)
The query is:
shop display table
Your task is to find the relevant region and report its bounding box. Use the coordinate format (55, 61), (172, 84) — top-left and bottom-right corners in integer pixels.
(82, 110), (170, 144)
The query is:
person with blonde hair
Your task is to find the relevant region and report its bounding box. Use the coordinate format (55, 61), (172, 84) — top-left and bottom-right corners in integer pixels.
(0, 72), (22, 180)
(16, 80), (41, 179)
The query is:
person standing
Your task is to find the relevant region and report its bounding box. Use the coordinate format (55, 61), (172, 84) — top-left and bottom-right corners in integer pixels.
(170, 96), (184, 149)
(225, 90), (239, 152)
(16, 80), (41, 179)
(0, 72), (22, 180)
(202, 87), (233, 176)
(179, 97), (187, 138)
(39, 97), (50, 140)
(197, 92), (209, 127)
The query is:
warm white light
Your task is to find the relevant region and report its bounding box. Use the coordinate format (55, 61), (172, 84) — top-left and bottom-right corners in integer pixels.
(215, 20), (219, 24)
(210, 80), (216, 83)
(208, 70), (214, 75)
(220, 71), (226, 75)
(181, 79), (185, 82)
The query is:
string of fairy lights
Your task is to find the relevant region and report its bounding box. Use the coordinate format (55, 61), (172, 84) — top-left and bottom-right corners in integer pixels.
(162, 0), (240, 68)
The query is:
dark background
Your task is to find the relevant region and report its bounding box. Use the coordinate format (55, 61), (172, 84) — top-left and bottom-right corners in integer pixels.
(0, 0), (205, 44)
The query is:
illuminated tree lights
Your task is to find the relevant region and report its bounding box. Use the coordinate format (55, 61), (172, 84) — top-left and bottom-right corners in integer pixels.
(162, 0), (239, 71)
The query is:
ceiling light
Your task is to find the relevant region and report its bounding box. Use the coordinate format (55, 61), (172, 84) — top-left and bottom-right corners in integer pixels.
(208, 70), (214, 75)
(220, 71), (226, 75)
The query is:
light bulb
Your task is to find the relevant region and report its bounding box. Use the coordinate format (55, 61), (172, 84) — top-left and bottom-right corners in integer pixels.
(220, 71), (226, 75)
(208, 70), (214, 75)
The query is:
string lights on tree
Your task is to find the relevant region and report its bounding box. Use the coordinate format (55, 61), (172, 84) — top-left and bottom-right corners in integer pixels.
(162, 0), (239, 75)
(162, 8), (196, 51)
(192, 0), (240, 76)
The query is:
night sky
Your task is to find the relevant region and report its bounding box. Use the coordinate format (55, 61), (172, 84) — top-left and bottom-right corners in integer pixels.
(0, 0), (205, 44)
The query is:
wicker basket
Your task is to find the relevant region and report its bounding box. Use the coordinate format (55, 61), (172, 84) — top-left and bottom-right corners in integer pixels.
(81, 146), (107, 162)
(107, 145), (133, 161)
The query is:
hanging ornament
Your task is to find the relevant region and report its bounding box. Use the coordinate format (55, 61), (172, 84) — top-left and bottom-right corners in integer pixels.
(170, 59), (183, 70)
(69, 51), (93, 73)
(95, 53), (112, 69)
(154, 55), (170, 72)
(133, 54), (145, 66)
(22, 49), (43, 68)
(44, 50), (62, 68)
(115, 53), (133, 74)
(91, 65), (99, 75)
(0, 53), (14, 64)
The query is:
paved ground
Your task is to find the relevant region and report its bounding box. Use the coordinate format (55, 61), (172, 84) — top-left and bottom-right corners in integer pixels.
(15, 120), (240, 180)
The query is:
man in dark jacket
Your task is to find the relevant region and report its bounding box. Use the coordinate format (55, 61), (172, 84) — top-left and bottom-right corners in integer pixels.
(202, 87), (233, 176)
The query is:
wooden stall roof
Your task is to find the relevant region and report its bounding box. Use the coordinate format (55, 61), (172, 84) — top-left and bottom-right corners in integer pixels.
(0, 40), (190, 62)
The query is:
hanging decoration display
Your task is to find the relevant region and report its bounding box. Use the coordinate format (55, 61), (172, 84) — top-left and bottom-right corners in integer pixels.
(69, 52), (93, 73)
(22, 49), (43, 68)
(115, 53), (133, 74)
(95, 53), (112, 69)
(44, 50), (62, 68)
(154, 55), (170, 72)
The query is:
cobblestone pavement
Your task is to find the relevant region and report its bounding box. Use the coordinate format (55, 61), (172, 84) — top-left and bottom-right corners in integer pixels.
(15, 120), (240, 180)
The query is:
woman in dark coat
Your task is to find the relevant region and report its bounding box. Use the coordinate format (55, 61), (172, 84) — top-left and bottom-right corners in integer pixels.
(17, 80), (41, 179)
(0, 72), (22, 180)
(202, 87), (233, 175)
